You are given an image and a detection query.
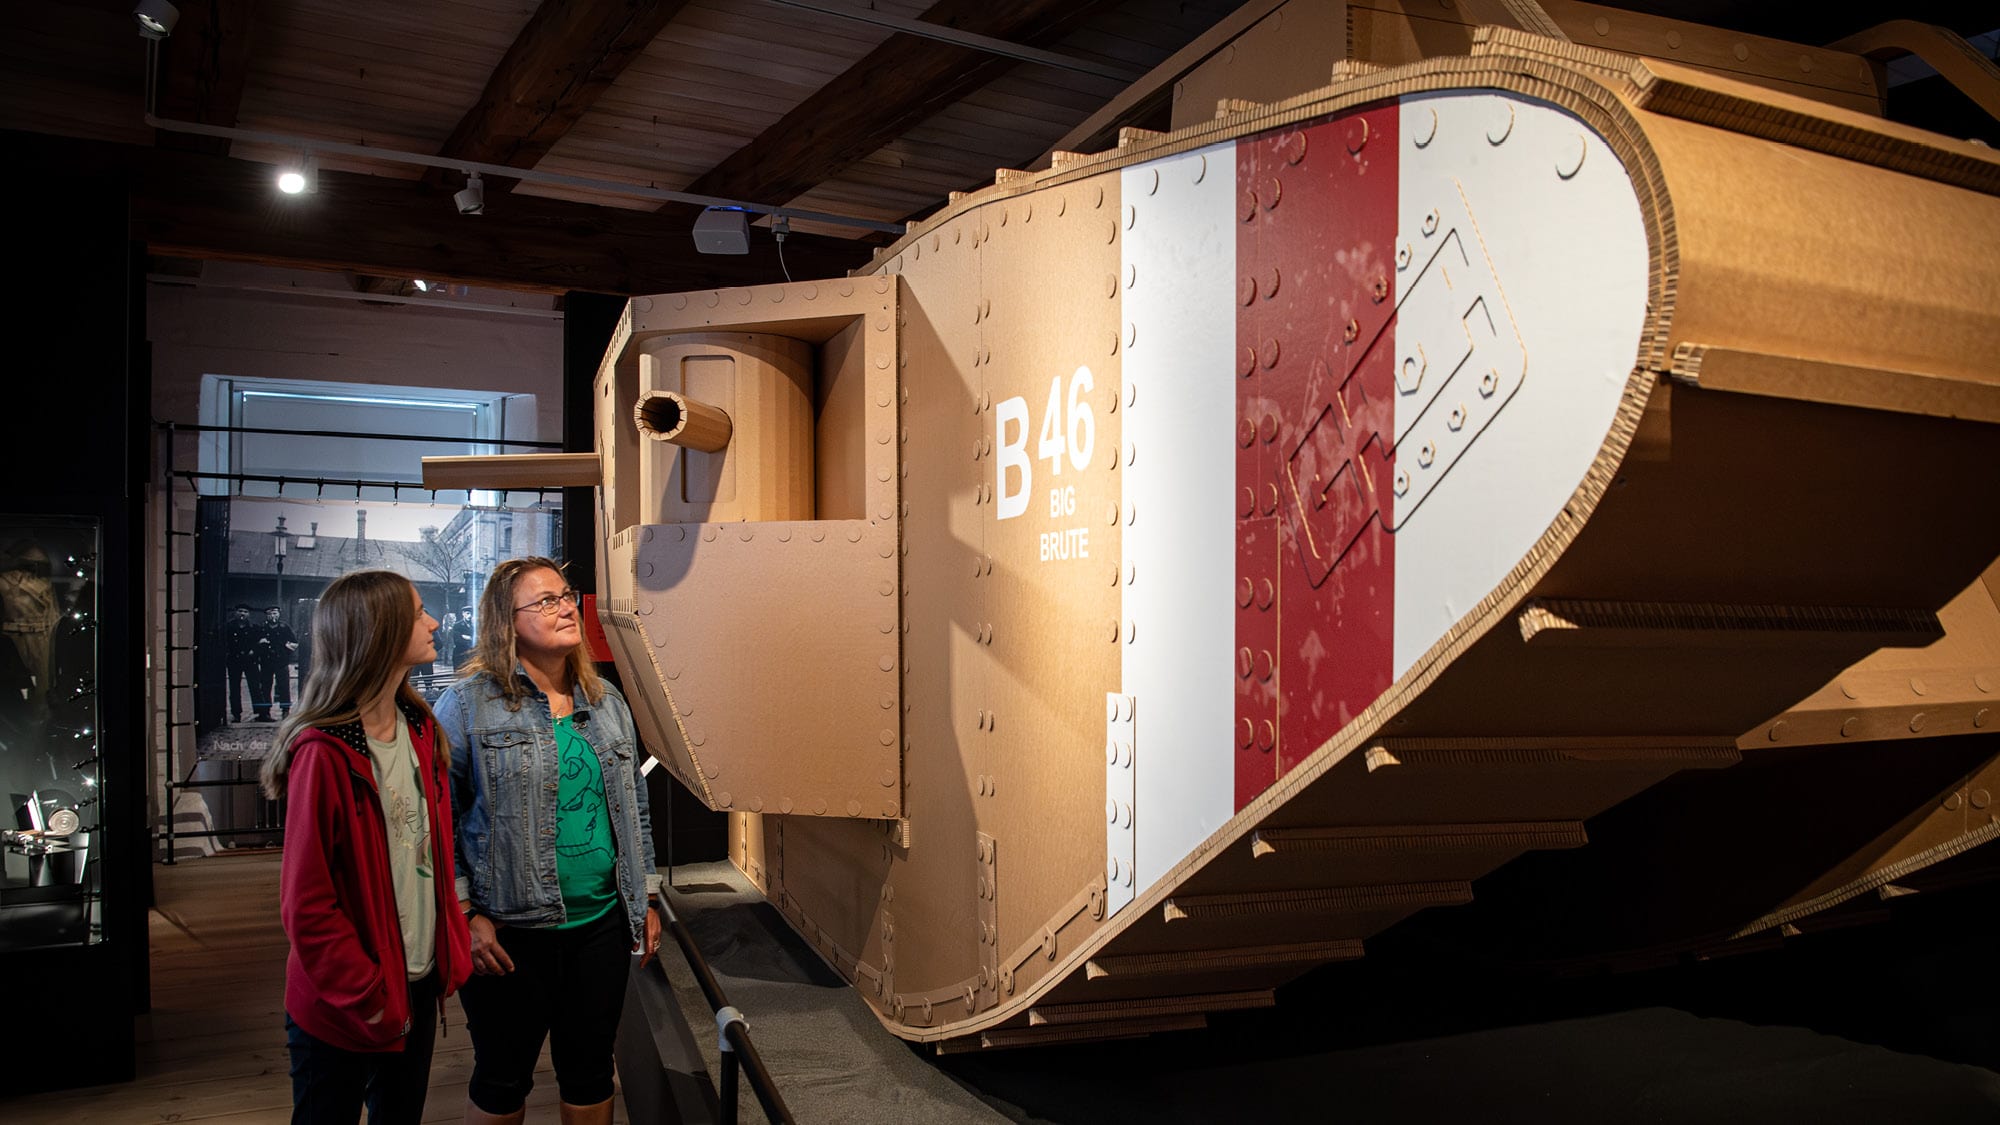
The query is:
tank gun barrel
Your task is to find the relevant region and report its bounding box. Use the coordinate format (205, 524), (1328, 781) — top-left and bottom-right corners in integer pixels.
(634, 389), (733, 453)
(419, 452), (602, 491)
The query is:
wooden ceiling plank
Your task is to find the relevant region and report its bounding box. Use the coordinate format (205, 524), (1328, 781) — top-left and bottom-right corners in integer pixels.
(681, 0), (1127, 209)
(154, 0), (259, 155)
(429, 0), (697, 182)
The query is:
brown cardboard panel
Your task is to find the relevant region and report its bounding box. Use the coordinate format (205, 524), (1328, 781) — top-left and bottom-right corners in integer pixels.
(631, 522), (899, 819)
(1540, 0), (1882, 111)
(822, 204), (988, 1008)
(1642, 114), (2000, 390)
(1172, 1), (1351, 133)
(638, 333), (814, 525)
(815, 319), (869, 521)
(1669, 347), (2000, 425)
(971, 173), (1125, 971)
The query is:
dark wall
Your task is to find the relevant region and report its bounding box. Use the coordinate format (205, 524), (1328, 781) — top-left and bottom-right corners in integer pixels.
(562, 292), (726, 865)
(0, 173), (148, 1091)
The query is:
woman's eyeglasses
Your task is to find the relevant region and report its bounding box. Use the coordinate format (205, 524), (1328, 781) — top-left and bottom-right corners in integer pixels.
(513, 588), (581, 616)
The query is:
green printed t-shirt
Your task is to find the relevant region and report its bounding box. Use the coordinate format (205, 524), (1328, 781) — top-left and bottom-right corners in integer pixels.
(553, 715), (619, 929)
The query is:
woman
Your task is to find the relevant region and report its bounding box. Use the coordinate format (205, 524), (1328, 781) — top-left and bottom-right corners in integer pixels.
(437, 557), (662, 1125)
(259, 569), (473, 1124)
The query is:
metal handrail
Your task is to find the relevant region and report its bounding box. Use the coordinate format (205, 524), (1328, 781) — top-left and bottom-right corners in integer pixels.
(658, 897), (795, 1124)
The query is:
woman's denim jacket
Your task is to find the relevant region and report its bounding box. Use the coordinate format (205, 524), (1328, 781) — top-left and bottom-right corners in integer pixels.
(437, 668), (661, 944)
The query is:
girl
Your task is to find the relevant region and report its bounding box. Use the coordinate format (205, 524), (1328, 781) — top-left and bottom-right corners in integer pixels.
(260, 569), (473, 1124)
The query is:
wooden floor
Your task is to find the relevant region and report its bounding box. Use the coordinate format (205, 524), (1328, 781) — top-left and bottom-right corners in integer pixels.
(5, 851), (629, 1123)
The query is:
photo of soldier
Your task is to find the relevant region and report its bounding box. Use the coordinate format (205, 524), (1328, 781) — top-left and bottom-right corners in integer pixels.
(224, 605), (258, 723)
(252, 606), (298, 721)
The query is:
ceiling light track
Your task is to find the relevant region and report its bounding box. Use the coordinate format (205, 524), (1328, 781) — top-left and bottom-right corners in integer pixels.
(138, 112), (908, 237)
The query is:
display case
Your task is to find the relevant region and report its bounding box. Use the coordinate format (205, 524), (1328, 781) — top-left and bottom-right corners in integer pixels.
(0, 516), (102, 953)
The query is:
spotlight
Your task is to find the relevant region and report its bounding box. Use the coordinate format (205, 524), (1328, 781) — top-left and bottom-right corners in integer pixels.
(134, 0), (178, 39)
(692, 206), (750, 255)
(453, 172), (485, 216)
(276, 153), (317, 196)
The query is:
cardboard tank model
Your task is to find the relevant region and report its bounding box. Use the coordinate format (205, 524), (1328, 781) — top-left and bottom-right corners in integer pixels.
(428, 3), (2000, 1050)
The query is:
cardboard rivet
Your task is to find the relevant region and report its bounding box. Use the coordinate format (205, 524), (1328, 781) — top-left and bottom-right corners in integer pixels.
(1106, 798), (1118, 825)
(672, 294), (689, 310)
(638, 561), (654, 578)
(780, 797), (794, 813)
(1110, 619), (1121, 642)
(900, 426), (909, 444)
(1239, 487), (1256, 517)
(1413, 106), (1438, 148)
(1238, 647), (1253, 678)
(877, 467), (893, 482)
(1264, 177), (1282, 209)
(1238, 419), (1256, 449)
(717, 791), (731, 808)
(984, 556), (993, 575)
(1767, 720), (1786, 741)
(749, 796), (763, 812)
(1977, 708), (1990, 728)
(1557, 134), (1588, 180)
(666, 665), (681, 680)
(1343, 319), (1360, 344)
(642, 527), (657, 543)
(1733, 42), (1749, 61)
(1126, 263), (1138, 290)
(701, 526), (717, 543)
(1263, 483), (1279, 515)
(1239, 275), (1258, 306)
(703, 292), (720, 308)
(1943, 792), (1963, 811)
(1258, 579), (1275, 609)
(1284, 131), (1307, 165)
(1259, 414), (1279, 444)
(1238, 718), (1254, 747)
(1237, 577), (1254, 607)
(1043, 928), (1057, 960)
(1125, 502), (1136, 526)
(1840, 717), (1858, 737)
(1487, 103), (1514, 145)
(1239, 188), (1258, 222)
(1127, 383), (1137, 407)
(811, 527), (827, 543)
(1910, 677), (1928, 696)
(1974, 673), (1994, 694)
(1257, 720), (1276, 749)
(1107, 502), (1120, 525)
(1976, 789), (1993, 809)
(1264, 267), (1281, 298)
(1262, 338), (1280, 368)
(1092, 184), (1105, 209)
(1126, 564), (1136, 585)
(1255, 649), (1274, 681)
(878, 655), (896, 672)
(814, 799), (828, 815)
(739, 526), (754, 542)
(1126, 621), (1137, 644)
(839, 281), (855, 297)
(847, 525), (864, 543)
(1909, 713), (1927, 733)
(1104, 274), (1118, 299)
(1593, 15), (1610, 34)
(700, 756), (715, 775)
(1105, 219), (1117, 244)
(845, 799), (862, 817)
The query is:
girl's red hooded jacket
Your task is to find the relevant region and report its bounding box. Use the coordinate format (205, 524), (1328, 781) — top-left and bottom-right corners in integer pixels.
(279, 701), (472, 1053)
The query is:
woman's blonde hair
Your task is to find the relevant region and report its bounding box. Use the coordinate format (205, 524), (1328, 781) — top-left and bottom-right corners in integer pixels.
(458, 556), (604, 710)
(258, 569), (447, 798)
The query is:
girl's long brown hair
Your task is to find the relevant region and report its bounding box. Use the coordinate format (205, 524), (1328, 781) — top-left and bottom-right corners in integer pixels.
(258, 569), (447, 798)
(458, 556), (603, 710)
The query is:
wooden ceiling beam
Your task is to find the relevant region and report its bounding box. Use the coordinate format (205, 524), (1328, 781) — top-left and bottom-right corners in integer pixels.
(0, 130), (869, 295)
(153, 0), (258, 155)
(681, 0), (1126, 208)
(426, 0), (695, 187)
